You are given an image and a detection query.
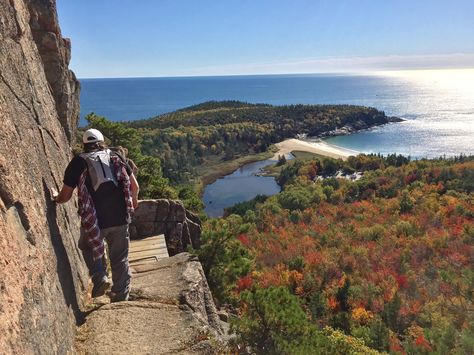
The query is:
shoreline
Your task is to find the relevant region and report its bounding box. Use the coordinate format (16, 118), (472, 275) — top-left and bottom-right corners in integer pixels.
(199, 137), (362, 195)
(273, 138), (359, 161)
(196, 150), (275, 195)
(199, 138), (359, 195)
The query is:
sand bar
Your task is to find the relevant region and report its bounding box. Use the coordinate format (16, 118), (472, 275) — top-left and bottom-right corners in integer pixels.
(274, 138), (359, 161)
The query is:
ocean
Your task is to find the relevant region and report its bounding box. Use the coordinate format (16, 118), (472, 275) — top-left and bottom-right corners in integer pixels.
(80, 69), (474, 158)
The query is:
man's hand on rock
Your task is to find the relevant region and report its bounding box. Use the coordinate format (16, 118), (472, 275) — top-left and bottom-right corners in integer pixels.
(50, 187), (59, 202)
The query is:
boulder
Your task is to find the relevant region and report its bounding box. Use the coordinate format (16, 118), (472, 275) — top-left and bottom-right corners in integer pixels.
(167, 199), (186, 221)
(186, 210), (202, 227)
(187, 219), (202, 249)
(166, 222), (184, 256)
(131, 200), (202, 254)
(133, 200), (159, 224)
(136, 222), (156, 239)
(155, 199), (171, 220)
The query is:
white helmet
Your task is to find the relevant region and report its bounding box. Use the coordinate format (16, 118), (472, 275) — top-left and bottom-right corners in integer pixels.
(83, 129), (104, 144)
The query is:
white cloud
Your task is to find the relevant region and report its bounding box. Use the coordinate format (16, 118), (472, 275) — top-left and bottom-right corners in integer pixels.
(174, 53), (474, 77)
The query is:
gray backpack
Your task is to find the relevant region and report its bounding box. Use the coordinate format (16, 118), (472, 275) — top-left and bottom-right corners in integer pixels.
(80, 149), (118, 191)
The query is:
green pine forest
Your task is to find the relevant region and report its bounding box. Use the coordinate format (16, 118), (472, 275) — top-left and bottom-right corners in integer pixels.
(82, 101), (474, 354)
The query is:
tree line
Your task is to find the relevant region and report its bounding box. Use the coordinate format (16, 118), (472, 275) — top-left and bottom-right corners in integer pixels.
(196, 154), (474, 353)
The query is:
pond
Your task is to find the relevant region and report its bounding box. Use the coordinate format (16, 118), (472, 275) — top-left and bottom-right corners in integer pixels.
(202, 158), (282, 218)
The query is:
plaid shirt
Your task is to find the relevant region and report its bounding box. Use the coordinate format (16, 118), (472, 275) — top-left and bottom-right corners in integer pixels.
(78, 154), (134, 261)
(110, 154), (134, 223)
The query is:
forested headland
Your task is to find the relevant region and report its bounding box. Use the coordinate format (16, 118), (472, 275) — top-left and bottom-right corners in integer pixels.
(82, 101), (399, 202)
(128, 100), (399, 184)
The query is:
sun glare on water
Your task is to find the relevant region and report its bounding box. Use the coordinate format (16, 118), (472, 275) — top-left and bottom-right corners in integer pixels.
(376, 68), (474, 96)
(331, 68), (474, 158)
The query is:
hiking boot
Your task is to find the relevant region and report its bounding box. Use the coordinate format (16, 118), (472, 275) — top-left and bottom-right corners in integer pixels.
(92, 278), (110, 298)
(110, 292), (129, 303)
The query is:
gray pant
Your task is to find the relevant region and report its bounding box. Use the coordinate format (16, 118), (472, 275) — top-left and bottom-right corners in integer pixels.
(79, 224), (132, 297)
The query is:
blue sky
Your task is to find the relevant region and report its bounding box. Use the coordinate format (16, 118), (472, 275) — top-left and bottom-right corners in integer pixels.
(57, 0), (474, 78)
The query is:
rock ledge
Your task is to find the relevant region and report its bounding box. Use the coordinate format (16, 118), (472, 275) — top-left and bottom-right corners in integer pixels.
(76, 253), (225, 355)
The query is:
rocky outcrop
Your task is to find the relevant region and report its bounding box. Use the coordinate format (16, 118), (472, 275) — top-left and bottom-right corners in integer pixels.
(316, 116), (404, 138)
(0, 0), (86, 353)
(27, 0), (80, 143)
(76, 253), (225, 354)
(131, 200), (202, 256)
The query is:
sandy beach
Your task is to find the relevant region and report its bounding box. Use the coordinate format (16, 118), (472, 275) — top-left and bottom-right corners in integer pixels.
(274, 138), (359, 161)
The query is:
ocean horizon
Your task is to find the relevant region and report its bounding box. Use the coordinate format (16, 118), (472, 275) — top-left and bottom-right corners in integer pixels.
(80, 69), (474, 159)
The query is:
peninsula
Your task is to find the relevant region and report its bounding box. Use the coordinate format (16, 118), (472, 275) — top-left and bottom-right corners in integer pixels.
(120, 100), (401, 185)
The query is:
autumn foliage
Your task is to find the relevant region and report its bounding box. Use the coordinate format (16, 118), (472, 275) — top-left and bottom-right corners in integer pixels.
(203, 155), (474, 354)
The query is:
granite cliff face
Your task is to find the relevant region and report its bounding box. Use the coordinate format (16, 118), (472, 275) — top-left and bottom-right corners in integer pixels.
(0, 2), (218, 354)
(0, 0), (86, 353)
(27, 0), (81, 143)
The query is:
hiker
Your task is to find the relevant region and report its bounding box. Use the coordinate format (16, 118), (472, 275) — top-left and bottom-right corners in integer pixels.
(112, 146), (139, 176)
(52, 129), (139, 302)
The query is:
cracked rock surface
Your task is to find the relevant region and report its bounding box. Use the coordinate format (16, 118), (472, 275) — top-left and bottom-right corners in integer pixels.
(0, 0), (223, 353)
(76, 253), (225, 355)
(0, 0), (86, 353)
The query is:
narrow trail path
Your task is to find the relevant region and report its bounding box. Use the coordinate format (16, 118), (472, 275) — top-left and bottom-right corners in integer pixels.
(75, 236), (224, 355)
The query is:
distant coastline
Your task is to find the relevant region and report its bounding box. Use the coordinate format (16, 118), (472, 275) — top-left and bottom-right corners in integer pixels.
(80, 73), (474, 158)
